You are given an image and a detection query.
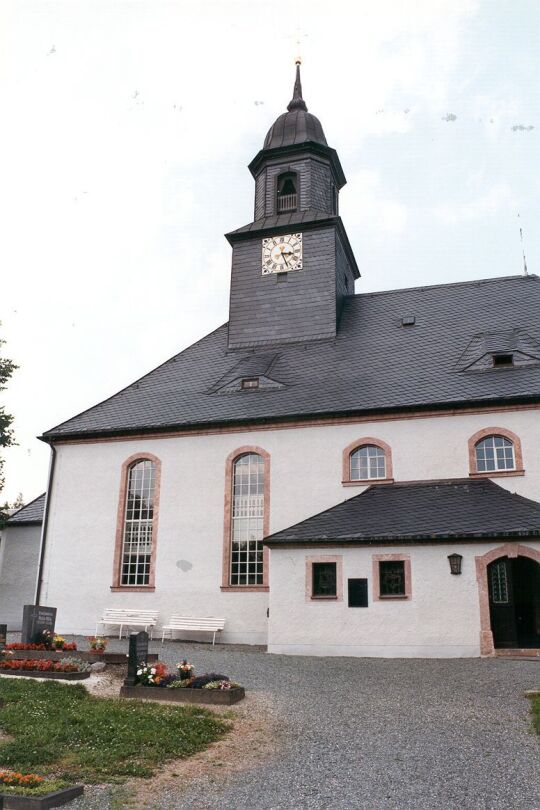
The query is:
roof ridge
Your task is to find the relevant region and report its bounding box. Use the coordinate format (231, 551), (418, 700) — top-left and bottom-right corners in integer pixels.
(352, 274), (539, 301)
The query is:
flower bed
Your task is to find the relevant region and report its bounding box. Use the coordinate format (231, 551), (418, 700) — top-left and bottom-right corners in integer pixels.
(120, 659), (245, 704)
(5, 649), (158, 664)
(0, 771), (84, 807)
(6, 643), (77, 652)
(0, 658), (91, 681)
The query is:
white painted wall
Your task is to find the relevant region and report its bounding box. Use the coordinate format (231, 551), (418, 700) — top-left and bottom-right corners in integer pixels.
(0, 525), (42, 630)
(267, 540), (540, 657)
(41, 406), (540, 648)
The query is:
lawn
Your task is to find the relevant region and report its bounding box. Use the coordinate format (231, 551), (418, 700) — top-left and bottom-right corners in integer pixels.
(531, 694), (540, 736)
(0, 678), (229, 782)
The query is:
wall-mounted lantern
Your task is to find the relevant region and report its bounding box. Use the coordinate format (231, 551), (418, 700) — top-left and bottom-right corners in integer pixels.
(447, 553), (463, 575)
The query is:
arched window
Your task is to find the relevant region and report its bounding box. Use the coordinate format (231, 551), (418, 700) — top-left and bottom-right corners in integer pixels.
(120, 459), (157, 586)
(230, 453), (265, 586)
(475, 435), (515, 473)
(350, 445), (387, 481)
(276, 172), (298, 213)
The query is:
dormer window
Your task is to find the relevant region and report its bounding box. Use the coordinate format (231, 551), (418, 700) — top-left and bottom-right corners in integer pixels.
(492, 353), (514, 368)
(276, 172), (297, 213)
(241, 377), (259, 390)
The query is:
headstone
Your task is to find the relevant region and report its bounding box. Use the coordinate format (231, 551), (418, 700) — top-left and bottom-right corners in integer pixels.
(124, 631), (149, 687)
(90, 661), (106, 672)
(21, 605), (57, 644)
(0, 625), (6, 650)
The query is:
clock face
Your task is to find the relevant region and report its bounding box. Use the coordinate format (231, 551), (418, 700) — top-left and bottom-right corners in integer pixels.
(262, 233), (303, 275)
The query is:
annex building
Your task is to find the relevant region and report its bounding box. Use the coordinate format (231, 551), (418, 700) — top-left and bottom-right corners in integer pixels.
(37, 65), (540, 657)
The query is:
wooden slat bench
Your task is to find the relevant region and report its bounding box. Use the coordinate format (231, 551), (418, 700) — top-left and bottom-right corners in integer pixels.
(161, 616), (226, 646)
(96, 609), (159, 640)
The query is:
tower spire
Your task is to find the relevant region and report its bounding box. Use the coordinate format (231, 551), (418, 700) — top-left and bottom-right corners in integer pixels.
(287, 58), (308, 112)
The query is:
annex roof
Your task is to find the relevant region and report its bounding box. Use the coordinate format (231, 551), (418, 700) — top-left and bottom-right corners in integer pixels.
(263, 479), (540, 545)
(41, 274), (540, 442)
(6, 494), (46, 526)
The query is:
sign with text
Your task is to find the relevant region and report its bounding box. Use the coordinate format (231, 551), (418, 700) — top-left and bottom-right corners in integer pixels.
(21, 605), (57, 645)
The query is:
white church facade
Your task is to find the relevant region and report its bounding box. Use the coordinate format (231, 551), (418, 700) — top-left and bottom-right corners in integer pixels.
(37, 65), (540, 658)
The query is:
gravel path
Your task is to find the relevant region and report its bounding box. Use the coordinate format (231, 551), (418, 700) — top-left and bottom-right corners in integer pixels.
(65, 640), (539, 810)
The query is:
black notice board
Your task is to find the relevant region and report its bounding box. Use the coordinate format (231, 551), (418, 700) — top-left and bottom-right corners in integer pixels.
(348, 578), (368, 608)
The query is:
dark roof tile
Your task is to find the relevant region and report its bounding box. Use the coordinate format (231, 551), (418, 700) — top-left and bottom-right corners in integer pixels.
(264, 479), (540, 544)
(42, 275), (540, 440)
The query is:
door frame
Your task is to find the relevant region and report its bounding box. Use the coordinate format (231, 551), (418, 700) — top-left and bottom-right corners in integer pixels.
(475, 543), (540, 655)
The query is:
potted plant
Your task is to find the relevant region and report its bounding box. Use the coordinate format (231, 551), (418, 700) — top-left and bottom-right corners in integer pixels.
(177, 659), (194, 680)
(53, 635), (66, 650)
(87, 636), (108, 653)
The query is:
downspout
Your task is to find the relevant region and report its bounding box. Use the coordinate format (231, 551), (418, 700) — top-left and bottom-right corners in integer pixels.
(35, 445), (56, 605)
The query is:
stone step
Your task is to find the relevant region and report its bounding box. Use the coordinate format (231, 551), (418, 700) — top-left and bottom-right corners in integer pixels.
(495, 648), (540, 658)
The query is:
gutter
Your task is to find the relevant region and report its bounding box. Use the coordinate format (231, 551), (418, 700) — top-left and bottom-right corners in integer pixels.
(35, 445), (56, 604)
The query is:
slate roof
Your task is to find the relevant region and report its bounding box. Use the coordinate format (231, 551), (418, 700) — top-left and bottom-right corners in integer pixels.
(264, 479), (540, 545)
(41, 274), (540, 441)
(6, 494), (46, 526)
(263, 61), (327, 150)
(227, 209), (333, 237)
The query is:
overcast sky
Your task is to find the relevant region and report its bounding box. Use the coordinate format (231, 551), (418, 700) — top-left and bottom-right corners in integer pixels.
(1, 0), (539, 504)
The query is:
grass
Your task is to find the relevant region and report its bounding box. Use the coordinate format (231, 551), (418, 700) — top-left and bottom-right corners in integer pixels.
(530, 694), (540, 736)
(0, 678), (229, 782)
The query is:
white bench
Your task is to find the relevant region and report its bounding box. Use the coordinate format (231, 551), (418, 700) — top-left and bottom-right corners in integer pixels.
(161, 616), (226, 646)
(96, 609), (159, 640)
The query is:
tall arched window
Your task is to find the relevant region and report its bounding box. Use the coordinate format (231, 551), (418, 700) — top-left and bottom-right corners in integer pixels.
(121, 459), (157, 586)
(230, 453), (265, 586)
(350, 445), (387, 481)
(276, 172), (298, 213)
(475, 435), (515, 473)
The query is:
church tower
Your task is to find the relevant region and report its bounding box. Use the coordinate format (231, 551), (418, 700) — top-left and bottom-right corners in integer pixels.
(226, 62), (359, 350)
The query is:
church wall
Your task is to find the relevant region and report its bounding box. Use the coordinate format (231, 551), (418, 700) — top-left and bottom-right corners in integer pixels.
(41, 405), (540, 645)
(266, 539), (540, 658)
(0, 525), (41, 631)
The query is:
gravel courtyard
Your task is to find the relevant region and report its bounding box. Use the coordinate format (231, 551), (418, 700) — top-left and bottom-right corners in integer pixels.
(69, 641), (539, 810)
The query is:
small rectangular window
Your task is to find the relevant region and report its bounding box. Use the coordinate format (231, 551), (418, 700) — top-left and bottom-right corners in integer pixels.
(312, 562), (337, 598)
(241, 378), (259, 389)
(379, 561), (405, 597)
(492, 353), (514, 367)
(348, 578), (368, 607)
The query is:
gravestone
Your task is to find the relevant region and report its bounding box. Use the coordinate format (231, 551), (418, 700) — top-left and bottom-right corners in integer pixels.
(21, 605), (57, 644)
(124, 631), (149, 687)
(0, 625), (6, 650)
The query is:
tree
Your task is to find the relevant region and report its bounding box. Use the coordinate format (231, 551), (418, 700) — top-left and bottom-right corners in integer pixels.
(0, 324), (18, 510)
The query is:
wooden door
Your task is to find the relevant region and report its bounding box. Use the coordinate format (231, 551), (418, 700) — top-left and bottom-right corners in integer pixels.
(488, 558), (517, 648)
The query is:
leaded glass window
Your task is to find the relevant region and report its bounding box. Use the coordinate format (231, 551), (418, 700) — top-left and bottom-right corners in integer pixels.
(379, 561), (405, 596)
(312, 563), (337, 597)
(230, 453), (264, 586)
(490, 560), (509, 604)
(475, 435), (515, 472)
(350, 445), (386, 480)
(121, 460), (156, 586)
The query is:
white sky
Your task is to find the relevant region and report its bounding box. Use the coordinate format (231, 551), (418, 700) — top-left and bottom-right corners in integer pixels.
(1, 0), (539, 504)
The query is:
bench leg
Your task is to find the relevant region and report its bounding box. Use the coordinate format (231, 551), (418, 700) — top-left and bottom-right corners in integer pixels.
(212, 630), (216, 646)
(119, 624), (123, 640)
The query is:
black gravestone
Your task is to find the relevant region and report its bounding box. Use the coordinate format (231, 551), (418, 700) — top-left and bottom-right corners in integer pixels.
(0, 625), (6, 649)
(21, 605), (57, 644)
(124, 631), (149, 687)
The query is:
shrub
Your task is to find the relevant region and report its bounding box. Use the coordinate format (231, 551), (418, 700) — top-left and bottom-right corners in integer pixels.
(189, 673), (230, 689)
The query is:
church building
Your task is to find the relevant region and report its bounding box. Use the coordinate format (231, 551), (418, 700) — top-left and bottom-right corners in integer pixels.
(37, 64), (540, 657)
